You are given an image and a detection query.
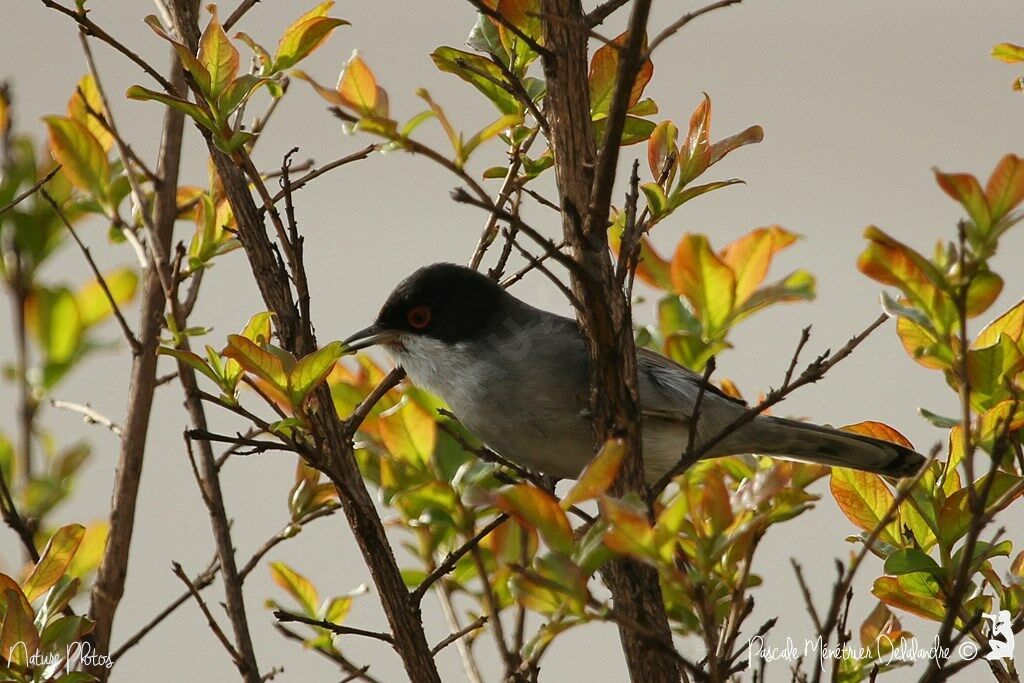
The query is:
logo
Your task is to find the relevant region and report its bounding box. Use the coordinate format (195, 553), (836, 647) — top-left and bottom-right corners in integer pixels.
(983, 610), (1015, 661)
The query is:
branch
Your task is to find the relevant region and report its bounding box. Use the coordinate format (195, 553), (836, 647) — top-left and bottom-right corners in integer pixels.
(411, 514), (509, 603)
(49, 399), (124, 436)
(274, 624), (381, 683)
(40, 0), (175, 92)
(223, 0), (260, 30)
(41, 189), (142, 353)
(0, 165), (60, 218)
(644, 0), (744, 58)
(585, 0), (630, 27)
(172, 561), (243, 671)
(465, 0), (551, 58)
(431, 615), (487, 656)
(265, 145), (378, 205)
(273, 610), (394, 645)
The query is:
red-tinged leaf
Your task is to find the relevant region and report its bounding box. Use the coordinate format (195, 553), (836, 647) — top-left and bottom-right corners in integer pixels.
(290, 341), (345, 403)
(337, 51), (379, 116)
(269, 561), (318, 617)
(973, 298), (1024, 349)
(896, 315), (952, 370)
(222, 334), (288, 392)
(934, 169), (991, 234)
(198, 6), (239, 98)
(126, 86), (216, 131)
(647, 120), (678, 182)
(493, 485), (573, 555)
(719, 226), (797, 305)
(842, 421), (914, 449)
(67, 74), (113, 152)
(588, 30), (652, 116)
(860, 601), (897, 648)
(678, 94), (711, 184)
(143, 15), (212, 95)
(992, 42), (1024, 63)
(0, 588), (39, 666)
(22, 524), (85, 603)
(829, 468), (901, 546)
(872, 576), (945, 621)
(601, 496), (656, 559)
(43, 116), (110, 200)
(698, 468), (733, 534)
(274, 15), (349, 72)
(292, 70), (345, 105)
(562, 438), (625, 508)
(985, 153), (1024, 222)
(709, 124), (763, 166)
(670, 233), (735, 337)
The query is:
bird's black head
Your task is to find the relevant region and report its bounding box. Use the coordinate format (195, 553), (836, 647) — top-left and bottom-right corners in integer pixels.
(345, 263), (511, 349)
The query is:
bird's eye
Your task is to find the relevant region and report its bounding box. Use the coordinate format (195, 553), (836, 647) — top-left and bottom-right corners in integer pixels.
(407, 305), (432, 330)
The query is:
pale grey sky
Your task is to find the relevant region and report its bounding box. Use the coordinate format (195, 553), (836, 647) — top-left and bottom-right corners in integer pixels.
(2, 1), (1023, 681)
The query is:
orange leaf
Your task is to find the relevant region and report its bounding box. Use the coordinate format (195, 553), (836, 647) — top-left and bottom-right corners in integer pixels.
(934, 169), (991, 234)
(719, 226), (797, 305)
(493, 485), (573, 555)
(984, 153), (1024, 222)
(588, 31), (653, 116)
(829, 468), (900, 546)
(678, 94), (711, 184)
(647, 120), (678, 182)
(841, 421), (914, 449)
(562, 438), (625, 508)
(338, 51), (379, 116)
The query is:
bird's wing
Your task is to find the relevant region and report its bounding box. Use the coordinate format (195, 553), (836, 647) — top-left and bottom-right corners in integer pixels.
(637, 347), (745, 422)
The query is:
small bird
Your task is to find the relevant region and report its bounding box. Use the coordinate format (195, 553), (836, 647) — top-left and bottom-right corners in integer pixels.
(345, 263), (925, 484)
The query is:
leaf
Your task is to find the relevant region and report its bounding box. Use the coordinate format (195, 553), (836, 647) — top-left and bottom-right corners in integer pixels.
(668, 179), (744, 210)
(719, 226), (797, 305)
(671, 233), (735, 338)
(337, 50), (380, 116)
(218, 75), (269, 118)
(883, 549), (942, 577)
(0, 589), (38, 666)
(973, 298), (1024, 349)
(872, 576), (944, 621)
(934, 168), (991, 236)
(274, 6), (348, 72)
(493, 485), (574, 555)
(27, 287), (82, 365)
(43, 116), (109, 200)
(198, 6), (239, 98)
(732, 269), (816, 324)
(269, 562), (318, 617)
(75, 267), (138, 328)
(22, 524), (85, 603)
(143, 15), (211, 94)
(985, 153), (1024, 222)
(222, 334), (288, 392)
(709, 125), (763, 166)
(126, 86), (215, 131)
(647, 120), (678, 182)
(966, 334), (1024, 410)
(561, 438), (625, 508)
(602, 495), (656, 559)
(842, 421), (914, 448)
(431, 47), (520, 115)
(588, 30), (653, 117)
(938, 472), (1021, 547)
(965, 269), (1003, 318)
(678, 94), (711, 184)
(67, 73), (113, 151)
(290, 341), (345, 404)
(240, 311), (275, 345)
(992, 42), (1024, 63)
(462, 114), (522, 160)
(378, 399), (436, 466)
(830, 468), (900, 546)
(159, 347), (223, 386)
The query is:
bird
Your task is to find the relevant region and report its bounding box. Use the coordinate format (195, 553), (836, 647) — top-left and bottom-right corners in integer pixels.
(344, 263), (925, 485)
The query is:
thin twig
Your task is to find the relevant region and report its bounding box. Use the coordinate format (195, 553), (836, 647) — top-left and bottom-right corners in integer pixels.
(411, 514), (509, 603)
(466, 0), (551, 57)
(273, 610), (395, 645)
(42, 189), (141, 353)
(431, 615), (487, 655)
(223, 0), (260, 30)
(50, 399), (124, 436)
(274, 624), (381, 683)
(265, 145), (378, 206)
(644, 0), (744, 58)
(0, 166), (61, 217)
(172, 561), (243, 671)
(586, 0), (630, 27)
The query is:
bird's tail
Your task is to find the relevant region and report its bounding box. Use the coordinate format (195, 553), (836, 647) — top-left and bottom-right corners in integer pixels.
(739, 415), (925, 477)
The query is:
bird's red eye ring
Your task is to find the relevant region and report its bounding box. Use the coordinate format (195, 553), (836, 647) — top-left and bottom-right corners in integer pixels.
(407, 305), (431, 329)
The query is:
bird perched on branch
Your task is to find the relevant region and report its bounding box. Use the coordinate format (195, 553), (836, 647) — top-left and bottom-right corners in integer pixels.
(345, 263), (925, 484)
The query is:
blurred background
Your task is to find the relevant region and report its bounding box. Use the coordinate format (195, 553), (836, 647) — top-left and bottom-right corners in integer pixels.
(2, 0), (1023, 680)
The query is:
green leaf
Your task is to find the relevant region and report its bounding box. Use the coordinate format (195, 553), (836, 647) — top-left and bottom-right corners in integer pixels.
(985, 153), (1024, 222)
(973, 297), (1024, 349)
(159, 347), (223, 387)
(198, 6), (239, 98)
(992, 42), (1024, 63)
(222, 334), (288, 392)
(274, 7), (348, 72)
(431, 47), (520, 115)
(883, 549), (942, 577)
(670, 234), (735, 338)
(966, 334), (1024, 410)
(126, 86), (216, 132)
(22, 524), (85, 603)
(269, 561), (318, 617)
(938, 472), (1021, 547)
(43, 116), (110, 201)
(28, 287), (82, 365)
(75, 267), (138, 328)
(640, 182), (668, 217)
(218, 75), (270, 118)
(872, 575), (945, 621)
(143, 15), (211, 95)
(668, 178), (744, 211)
(290, 341), (345, 404)
(462, 114), (522, 161)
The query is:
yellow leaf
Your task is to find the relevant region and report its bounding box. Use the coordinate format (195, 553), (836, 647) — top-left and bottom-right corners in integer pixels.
(222, 334), (288, 392)
(290, 341), (345, 403)
(43, 115), (110, 200)
(671, 233), (735, 337)
(75, 267), (138, 328)
(0, 588), (38, 666)
(829, 469), (900, 546)
(22, 524), (85, 603)
(562, 438), (625, 508)
(198, 5), (240, 98)
(720, 225), (797, 305)
(378, 399), (436, 466)
(338, 51), (378, 116)
(269, 561), (318, 617)
(67, 74), (113, 152)
(494, 485), (573, 555)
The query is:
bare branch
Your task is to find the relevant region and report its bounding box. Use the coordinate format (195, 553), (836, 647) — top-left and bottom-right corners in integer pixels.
(223, 0), (260, 30)
(411, 514), (509, 604)
(0, 165), (60, 218)
(431, 615), (488, 656)
(644, 0), (744, 58)
(172, 561), (244, 671)
(266, 145), (378, 205)
(50, 399), (124, 436)
(273, 610), (395, 645)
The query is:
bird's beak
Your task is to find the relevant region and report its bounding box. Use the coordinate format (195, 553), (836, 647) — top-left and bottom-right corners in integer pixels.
(343, 323), (399, 351)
